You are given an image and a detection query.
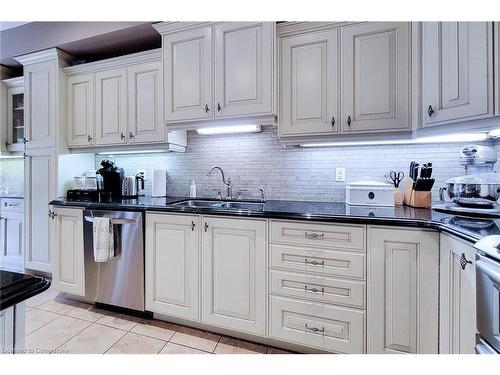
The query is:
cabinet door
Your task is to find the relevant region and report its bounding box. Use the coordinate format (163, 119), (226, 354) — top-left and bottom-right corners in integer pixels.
(95, 68), (127, 145)
(24, 60), (57, 148)
(367, 226), (439, 354)
(0, 307), (14, 353)
(214, 22), (274, 118)
(52, 207), (85, 296)
(342, 22), (410, 133)
(0, 212), (24, 271)
(127, 61), (165, 143)
(67, 73), (94, 147)
(281, 30), (339, 136)
(145, 213), (200, 321)
(439, 234), (476, 354)
(163, 27), (213, 122)
(422, 22), (493, 126)
(6, 84), (25, 152)
(24, 148), (56, 272)
(495, 22), (500, 116)
(201, 217), (266, 336)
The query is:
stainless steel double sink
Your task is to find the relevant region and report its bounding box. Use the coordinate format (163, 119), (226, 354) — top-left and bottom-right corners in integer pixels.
(170, 199), (265, 211)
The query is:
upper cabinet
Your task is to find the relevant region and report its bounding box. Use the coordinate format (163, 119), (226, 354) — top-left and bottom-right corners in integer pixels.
(422, 22), (493, 127)
(155, 22), (276, 128)
(341, 22), (410, 133)
(280, 29), (339, 136)
(67, 73), (94, 147)
(1, 77), (25, 153)
(495, 22), (500, 116)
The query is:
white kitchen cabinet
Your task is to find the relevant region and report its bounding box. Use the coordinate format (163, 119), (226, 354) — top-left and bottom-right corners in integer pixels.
(2, 77), (25, 153)
(52, 207), (85, 296)
(23, 60), (57, 149)
(24, 148), (56, 273)
(163, 26), (213, 123)
(201, 216), (267, 336)
(439, 233), (476, 354)
(127, 61), (164, 143)
(280, 29), (339, 136)
(495, 22), (500, 116)
(214, 22), (274, 118)
(145, 213), (200, 321)
(95, 67), (128, 145)
(341, 22), (410, 133)
(422, 22), (493, 127)
(67, 73), (94, 147)
(0, 199), (24, 272)
(367, 226), (439, 354)
(0, 306), (14, 353)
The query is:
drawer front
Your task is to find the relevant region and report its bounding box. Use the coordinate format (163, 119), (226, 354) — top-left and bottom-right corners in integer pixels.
(270, 220), (365, 251)
(270, 269), (365, 308)
(270, 295), (365, 353)
(0, 199), (24, 213)
(270, 244), (366, 279)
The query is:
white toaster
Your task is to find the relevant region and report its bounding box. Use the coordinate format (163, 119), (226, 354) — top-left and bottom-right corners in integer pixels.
(345, 180), (395, 207)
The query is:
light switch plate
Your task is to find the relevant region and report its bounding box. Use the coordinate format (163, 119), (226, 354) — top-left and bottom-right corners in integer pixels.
(336, 168), (346, 182)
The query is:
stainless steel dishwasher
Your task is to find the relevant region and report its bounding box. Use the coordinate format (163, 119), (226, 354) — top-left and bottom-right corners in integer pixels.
(83, 209), (144, 312)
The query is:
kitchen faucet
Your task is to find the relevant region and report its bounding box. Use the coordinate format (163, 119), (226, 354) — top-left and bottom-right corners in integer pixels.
(207, 166), (232, 200)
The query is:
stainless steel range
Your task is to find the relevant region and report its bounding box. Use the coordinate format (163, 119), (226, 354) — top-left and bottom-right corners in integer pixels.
(474, 235), (500, 354)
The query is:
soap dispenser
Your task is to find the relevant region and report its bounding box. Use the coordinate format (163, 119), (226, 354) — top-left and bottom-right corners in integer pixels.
(190, 180), (197, 198)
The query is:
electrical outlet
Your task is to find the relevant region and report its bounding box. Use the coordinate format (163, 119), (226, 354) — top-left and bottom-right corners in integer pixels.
(336, 168), (346, 182)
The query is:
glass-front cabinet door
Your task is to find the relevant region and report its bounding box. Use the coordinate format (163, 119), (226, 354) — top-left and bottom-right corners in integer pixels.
(4, 77), (24, 153)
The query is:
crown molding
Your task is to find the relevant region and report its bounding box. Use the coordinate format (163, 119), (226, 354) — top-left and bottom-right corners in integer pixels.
(276, 21), (364, 37)
(2, 76), (24, 88)
(63, 48), (162, 75)
(14, 48), (74, 66)
(152, 21), (220, 35)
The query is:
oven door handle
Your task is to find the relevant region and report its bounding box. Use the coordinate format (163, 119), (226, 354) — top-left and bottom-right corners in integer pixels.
(84, 216), (138, 225)
(476, 260), (500, 288)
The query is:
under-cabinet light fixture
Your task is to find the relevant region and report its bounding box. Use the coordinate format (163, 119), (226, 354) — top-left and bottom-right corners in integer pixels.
(97, 149), (167, 155)
(196, 124), (261, 135)
(300, 132), (489, 148)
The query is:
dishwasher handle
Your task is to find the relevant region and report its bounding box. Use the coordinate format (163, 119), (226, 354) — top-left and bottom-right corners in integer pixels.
(84, 216), (138, 225)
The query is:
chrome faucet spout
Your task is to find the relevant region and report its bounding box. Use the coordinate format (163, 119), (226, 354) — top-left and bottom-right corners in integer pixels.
(207, 166), (232, 199)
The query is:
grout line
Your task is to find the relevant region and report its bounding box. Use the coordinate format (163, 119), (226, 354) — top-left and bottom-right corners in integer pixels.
(102, 329), (128, 354)
(163, 341), (214, 354)
(212, 335), (223, 354)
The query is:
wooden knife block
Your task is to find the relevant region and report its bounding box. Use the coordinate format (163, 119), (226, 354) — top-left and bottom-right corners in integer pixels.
(403, 178), (432, 208)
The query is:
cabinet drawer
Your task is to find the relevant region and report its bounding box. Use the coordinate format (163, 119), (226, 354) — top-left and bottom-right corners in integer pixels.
(270, 244), (365, 279)
(0, 199), (24, 213)
(270, 269), (365, 308)
(270, 295), (365, 353)
(270, 220), (365, 251)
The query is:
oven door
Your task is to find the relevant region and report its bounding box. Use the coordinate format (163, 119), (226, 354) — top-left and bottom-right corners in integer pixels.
(476, 252), (500, 353)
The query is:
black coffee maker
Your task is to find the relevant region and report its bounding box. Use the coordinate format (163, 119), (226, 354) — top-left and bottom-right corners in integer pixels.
(96, 160), (125, 198)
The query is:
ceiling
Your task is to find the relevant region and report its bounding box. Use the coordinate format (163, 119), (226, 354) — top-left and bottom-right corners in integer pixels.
(0, 21), (161, 68)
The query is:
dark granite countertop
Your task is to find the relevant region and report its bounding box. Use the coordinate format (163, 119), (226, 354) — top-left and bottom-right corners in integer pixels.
(0, 270), (50, 311)
(49, 196), (500, 243)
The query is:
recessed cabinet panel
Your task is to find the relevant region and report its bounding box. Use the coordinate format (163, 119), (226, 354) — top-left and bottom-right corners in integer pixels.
(163, 27), (213, 122)
(280, 30), (339, 136)
(95, 68), (127, 145)
(342, 22), (410, 133)
(67, 73), (94, 147)
(422, 22), (492, 126)
(215, 22), (274, 117)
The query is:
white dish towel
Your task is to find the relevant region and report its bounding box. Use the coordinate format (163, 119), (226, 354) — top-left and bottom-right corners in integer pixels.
(92, 217), (114, 262)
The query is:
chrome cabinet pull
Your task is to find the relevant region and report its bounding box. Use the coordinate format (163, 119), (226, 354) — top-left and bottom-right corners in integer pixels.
(305, 285), (325, 294)
(304, 232), (324, 239)
(191, 221), (196, 231)
(129, 132), (134, 140)
(305, 323), (325, 333)
(217, 103), (222, 112)
(460, 253), (472, 270)
(427, 105), (435, 117)
(4, 140), (9, 148)
(205, 104), (209, 113)
(331, 116), (335, 127)
(304, 258), (325, 266)
(347, 115), (351, 126)
(120, 132), (125, 140)
(204, 222), (208, 232)
(87, 135), (92, 143)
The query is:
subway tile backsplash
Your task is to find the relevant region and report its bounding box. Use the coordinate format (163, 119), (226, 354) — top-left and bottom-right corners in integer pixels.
(95, 127), (500, 202)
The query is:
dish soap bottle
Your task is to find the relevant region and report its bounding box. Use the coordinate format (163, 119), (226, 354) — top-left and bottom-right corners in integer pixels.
(190, 180), (197, 198)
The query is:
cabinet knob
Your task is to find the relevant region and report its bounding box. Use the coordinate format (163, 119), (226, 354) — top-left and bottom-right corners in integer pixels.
(217, 103), (222, 112)
(427, 105), (435, 117)
(191, 221), (196, 231)
(120, 132), (125, 140)
(347, 115), (352, 126)
(129, 132), (134, 140)
(331, 116), (335, 127)
(460, 253), (472, 270)
(204, 222), (208, 232)
(87, 135), (92, 143)
(204, 104), (210, 113)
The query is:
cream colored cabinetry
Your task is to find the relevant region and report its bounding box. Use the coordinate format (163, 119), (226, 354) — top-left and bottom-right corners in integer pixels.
(439, 233), (476, 354)
(0, 199), (24, 272)
(201, 216), (267, 336)
(51, 207), (85, 296)
(367, 226), (439, 354)
(280, 30), (339, 136)
(422, 22), (493, 127)
(269, 220), (366, 353)
(156, 22), (275, 127)
(67, 73), (94, 147)
(0, 306), (14, 353)
(1, 77), (25, 153)
(145, 213), (200, 321)
(495, 22), (500, 116)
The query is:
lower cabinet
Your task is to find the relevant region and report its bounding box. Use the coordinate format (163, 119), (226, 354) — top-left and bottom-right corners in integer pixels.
(367, 226), (439, 354)
(51, 207), (85, 296)
(0, 306), (14, 353)
(145, 213), (200, 321)
(201, 216), (267, 336)
(0, 199), (24, 272)
(439, 233), (476, 354)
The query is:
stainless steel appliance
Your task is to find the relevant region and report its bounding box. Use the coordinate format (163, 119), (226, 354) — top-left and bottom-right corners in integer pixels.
(82, 209), (144, 312)
(121, 172), (145, 198)
(433, 144), (500, 217)
(96, 160), (125, 198)
(474, 235), (500, 354)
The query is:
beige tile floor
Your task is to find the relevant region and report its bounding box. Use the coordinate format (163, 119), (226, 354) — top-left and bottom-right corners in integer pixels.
(22, 285), (293, 354)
